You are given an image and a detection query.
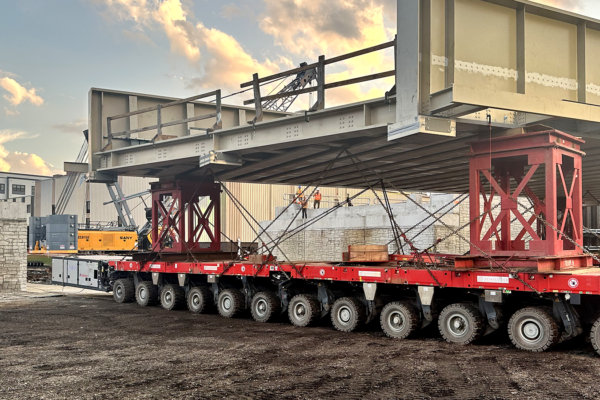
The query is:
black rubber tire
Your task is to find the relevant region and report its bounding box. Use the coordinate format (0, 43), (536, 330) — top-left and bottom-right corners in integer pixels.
(331, 297), (367, 332)
(136, 281), (158, 307)
(160, 284), (185, 311)
(251, 292), (281, 323)
(288, 294), (320, 327)
(113, 279), (135, 303)
(439, 303), (484, 345)
(217, 289), (245, 318)
(187, 286), (213, 314)
(380, 301), (420, 339)
(591, 318), (600, 356)
(508, 307), (560, 352)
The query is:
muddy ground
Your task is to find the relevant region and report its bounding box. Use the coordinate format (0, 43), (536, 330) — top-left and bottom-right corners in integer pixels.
(1, 293), (599, 400)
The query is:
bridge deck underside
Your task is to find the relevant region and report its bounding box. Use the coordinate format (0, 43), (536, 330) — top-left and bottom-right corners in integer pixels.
(105, 122), (600, 204)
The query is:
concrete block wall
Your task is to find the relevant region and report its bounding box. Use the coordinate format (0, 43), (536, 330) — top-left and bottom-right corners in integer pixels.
(0, 203), (27, 292)
(260, 194), (468, 262)
(258, 193), (540, 262)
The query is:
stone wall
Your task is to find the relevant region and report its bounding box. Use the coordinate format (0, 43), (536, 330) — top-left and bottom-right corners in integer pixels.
(0, 203), (27, 293)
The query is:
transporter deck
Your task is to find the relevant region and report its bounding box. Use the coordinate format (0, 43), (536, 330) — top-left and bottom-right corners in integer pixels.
(112, 259), (600, 296)
(96, 127), (600, 357)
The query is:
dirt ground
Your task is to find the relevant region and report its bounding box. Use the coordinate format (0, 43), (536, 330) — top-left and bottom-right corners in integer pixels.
(1, 291), (600, 400)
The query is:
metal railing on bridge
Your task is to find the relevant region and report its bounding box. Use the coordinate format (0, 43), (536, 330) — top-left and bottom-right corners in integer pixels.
(103, 90), (222, 151)
(241, 38), (396, 122)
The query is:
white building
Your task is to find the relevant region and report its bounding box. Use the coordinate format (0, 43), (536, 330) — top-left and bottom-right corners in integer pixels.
(0, 172), (48, 218)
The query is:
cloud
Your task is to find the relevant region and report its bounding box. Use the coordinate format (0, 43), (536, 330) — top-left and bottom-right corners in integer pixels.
(122, 29), (156, 46)
(52, 118), (87, 135)
(90, 0), (153, 24)
(0, 130), (57, 176)
(260, 0), (391, 58)
(184, 23), (280, 91)
(259, 0), (395, 107)
(91, 0), (200, 63)
(4, 107), (19, 116)
(221, 4), (253, 20)
(0, 77), (44, 107)
(0, 70), (18, 79)
(154, 0), (201, 63)
(90, 0), (394, 106)
(90, 0), (286, 92)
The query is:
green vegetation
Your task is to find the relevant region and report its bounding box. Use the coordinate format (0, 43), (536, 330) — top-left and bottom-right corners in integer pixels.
(27, 255), (52, 265)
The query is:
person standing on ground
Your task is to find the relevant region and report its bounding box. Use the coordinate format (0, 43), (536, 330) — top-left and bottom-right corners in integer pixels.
(301, 198), (308, 218)
(314, 189), (322, 209)
(346, 193), (353, 207)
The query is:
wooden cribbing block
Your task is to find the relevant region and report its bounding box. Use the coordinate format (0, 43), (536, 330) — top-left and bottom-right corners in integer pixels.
(348, 245), (388, 252)
(343, 251), (389, 262)
(247, 254), (276, 264)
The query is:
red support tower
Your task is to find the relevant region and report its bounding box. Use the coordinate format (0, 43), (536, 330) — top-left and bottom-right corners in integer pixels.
(457, 130), (592, 271)
(150, 180), (221, 253)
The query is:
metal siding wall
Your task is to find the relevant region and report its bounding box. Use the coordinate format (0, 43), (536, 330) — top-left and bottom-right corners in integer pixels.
(38, 179), (54, 217)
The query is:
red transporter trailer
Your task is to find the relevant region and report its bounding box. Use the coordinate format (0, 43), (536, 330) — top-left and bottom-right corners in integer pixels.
(107, 131), (600, 355)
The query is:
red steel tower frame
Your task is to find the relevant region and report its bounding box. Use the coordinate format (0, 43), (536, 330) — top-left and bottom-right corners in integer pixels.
(150, 180), (221, 253)
(465, 130), (588, 269)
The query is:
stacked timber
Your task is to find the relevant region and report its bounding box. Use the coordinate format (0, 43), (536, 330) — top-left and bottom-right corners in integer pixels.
(343, 245), (389, 263)
(247, 254), (277, 264)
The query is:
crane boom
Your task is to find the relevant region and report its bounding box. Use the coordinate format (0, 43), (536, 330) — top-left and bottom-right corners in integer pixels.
(261, 63), (317, 112)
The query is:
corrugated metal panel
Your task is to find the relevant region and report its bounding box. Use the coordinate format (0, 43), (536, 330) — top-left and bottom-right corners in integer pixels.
(60, 175), (87, 217)
(37, 179), (54, 217)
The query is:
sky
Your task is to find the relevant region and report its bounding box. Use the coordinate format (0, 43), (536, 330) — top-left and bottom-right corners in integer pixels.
(0, 0), (598, 176)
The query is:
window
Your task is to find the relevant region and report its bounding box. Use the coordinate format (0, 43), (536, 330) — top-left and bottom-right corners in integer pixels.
(0, 184), (5, 194)
(12, 184), (25, 195)
(31, 186), (35, 196)
(21, 197), (25, 203)
(26, 204), (31, 213)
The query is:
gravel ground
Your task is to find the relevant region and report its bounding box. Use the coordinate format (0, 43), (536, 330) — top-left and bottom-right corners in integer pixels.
(1, 293), (600, 399)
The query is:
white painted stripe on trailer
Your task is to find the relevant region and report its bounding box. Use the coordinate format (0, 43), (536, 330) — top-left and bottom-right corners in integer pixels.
(477, 276), (509, 284)
(359, 270), (381, 278)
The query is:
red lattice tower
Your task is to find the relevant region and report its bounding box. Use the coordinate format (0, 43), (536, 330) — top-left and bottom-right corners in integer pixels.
(463, 130), (591, 271)
(150, 180), (221, 253)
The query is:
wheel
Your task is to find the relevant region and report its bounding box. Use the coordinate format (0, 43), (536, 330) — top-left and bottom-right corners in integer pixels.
(288, 294), (320, 327)
(331, 297), (367, 332)
(113, 279), (135, 303)
(251, 292), (281, 323)
(136, 281), (158, 306)
(591, 318), (600, 356)
(160, 284), (185, 311)
(217, 289), (245, 318)
(508, 307), (560, 352)
(380, 301), (420, 339)
(438, 303), (484, 345)
(187, 286), (213, 314)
